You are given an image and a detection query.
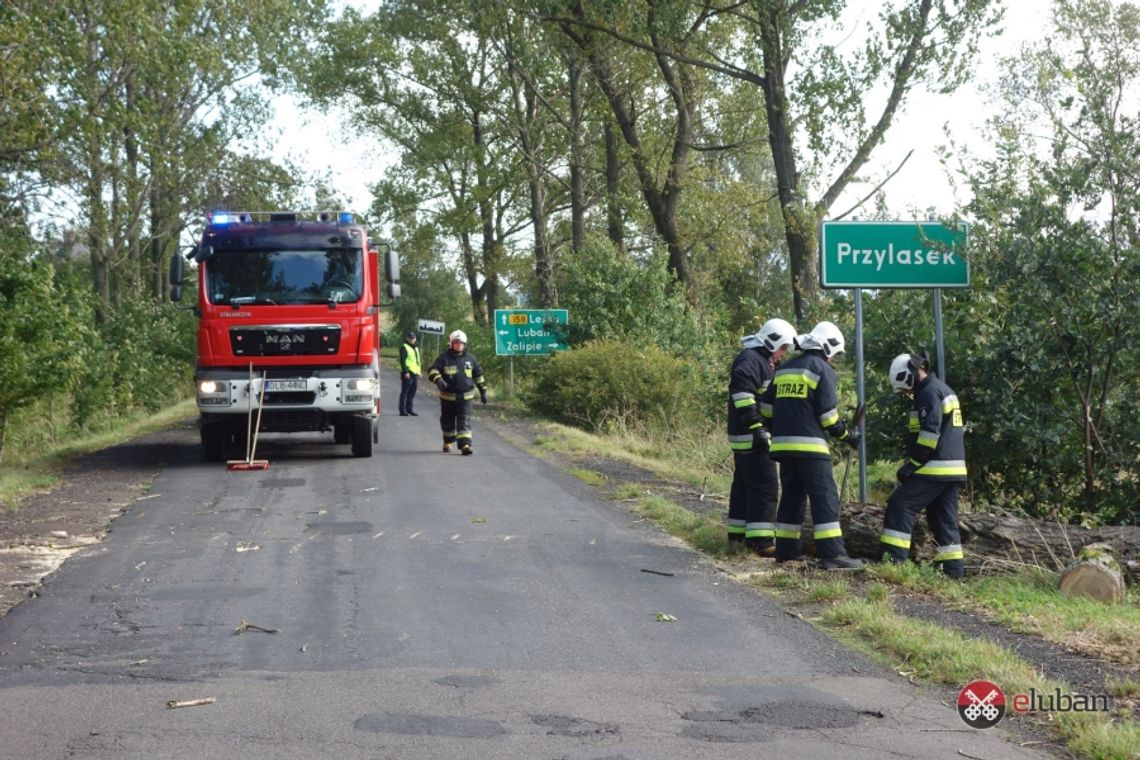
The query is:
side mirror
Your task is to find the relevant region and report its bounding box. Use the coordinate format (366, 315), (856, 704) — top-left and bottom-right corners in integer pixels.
(169, 252), (184, 302)
(384, 247), (400, 285)
(194, 244), (214, 263)
(387, 282), (401, 300)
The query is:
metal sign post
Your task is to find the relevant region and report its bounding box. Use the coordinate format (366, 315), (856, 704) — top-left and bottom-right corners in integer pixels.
(820, 220), (970, 502)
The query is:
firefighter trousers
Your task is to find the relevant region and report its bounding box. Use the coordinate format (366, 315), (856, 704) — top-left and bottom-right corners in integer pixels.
(881, 479), (964, 577)
(774, 457), (848, 561)
(728, 450), (777, 547)
(439, 398), (473, 447)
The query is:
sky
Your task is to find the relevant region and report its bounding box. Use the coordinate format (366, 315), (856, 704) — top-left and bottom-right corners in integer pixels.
(264, 1), (1053, 222)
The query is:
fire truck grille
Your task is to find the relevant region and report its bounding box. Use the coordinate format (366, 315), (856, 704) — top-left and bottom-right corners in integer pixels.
(230, 325), (341, 356)
(264, 391), (318, 405)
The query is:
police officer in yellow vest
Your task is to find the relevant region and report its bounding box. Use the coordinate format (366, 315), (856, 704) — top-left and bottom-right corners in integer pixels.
(398, 331), (421, 416)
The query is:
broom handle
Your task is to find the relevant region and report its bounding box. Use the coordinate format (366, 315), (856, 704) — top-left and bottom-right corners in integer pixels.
(245, 363), (254, 462)
(250, 371), (267, 462)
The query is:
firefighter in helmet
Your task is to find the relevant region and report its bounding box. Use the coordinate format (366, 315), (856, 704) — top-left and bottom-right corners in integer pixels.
(427, 330), (487, 455)
(725, 317), (796, 556)
(878, 351), (967, 577)
(761, 321), (863, 570)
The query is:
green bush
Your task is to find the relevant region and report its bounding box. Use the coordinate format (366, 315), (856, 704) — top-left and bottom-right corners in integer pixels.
(523, 339), (705, 437)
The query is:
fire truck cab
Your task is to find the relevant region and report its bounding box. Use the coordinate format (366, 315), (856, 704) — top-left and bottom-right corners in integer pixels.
(170, 210), (400, 461)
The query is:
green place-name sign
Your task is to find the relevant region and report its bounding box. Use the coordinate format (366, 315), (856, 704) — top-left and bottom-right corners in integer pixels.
(820, 221), (970, 288)
(494, 309), (569, 356)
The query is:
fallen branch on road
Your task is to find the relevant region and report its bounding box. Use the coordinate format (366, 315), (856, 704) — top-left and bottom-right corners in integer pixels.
(166, 697), (216, 709)
(233, 619), (279, 635)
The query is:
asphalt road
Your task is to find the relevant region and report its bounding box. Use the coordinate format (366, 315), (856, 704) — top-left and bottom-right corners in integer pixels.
(0, 370), (1051, 759)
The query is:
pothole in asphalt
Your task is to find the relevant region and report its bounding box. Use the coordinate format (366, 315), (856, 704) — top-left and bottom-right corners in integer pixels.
(680, 685), (868, 742)
(354, 712), (507, 738)
(530, 714), (620, 737)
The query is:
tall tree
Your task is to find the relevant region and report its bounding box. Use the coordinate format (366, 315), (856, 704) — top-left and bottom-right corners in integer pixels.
(556, 0), (706, 293)
(547, 0), (1002, 320)
(957, 0), (1140, 520)
(41, 0), (324, 319)
(302, 2), (532, 324)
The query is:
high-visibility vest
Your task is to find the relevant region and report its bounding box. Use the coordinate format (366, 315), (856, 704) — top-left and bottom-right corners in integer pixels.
(401, 342), (421, 374)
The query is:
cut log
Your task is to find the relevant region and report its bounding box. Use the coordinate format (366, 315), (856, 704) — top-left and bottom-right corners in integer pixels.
(1059, 545), (1126, 603)
(793, 501), (1140, 583)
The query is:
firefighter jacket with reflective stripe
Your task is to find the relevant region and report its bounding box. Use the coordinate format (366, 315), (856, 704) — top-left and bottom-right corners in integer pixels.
(726, 346), (774, 452)
(760, 350), (853, 459)
(427, 348), (486, 402)
(905, 374), (967, 480)
(399, 341), (421, 375)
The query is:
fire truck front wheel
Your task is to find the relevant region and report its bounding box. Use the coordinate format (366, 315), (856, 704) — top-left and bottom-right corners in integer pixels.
(201, 422), (230, 462)
(350, 415), (373, 458)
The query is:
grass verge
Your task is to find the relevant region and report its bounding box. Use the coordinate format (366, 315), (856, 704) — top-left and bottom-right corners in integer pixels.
(0, 400), (196, 509)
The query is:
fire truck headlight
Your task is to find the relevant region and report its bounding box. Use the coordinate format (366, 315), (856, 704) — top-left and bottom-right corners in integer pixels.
(347, 378), (375, 392)
(199, 380), (221, 394)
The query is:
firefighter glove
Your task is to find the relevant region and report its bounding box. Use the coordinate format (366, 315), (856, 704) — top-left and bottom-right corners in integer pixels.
(896, 461), (917, 483)
(751, 430), (769, 454)
(844, 430), (861, 450)
(435, 378), (447, 391)
(479, 388), (488, 405)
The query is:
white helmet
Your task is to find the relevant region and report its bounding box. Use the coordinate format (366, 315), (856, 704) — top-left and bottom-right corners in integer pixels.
(797, 321), (845, 358)
(449, 329), (467, 343)
(889, 353), (915, 392)
(756, 318), (796, 353)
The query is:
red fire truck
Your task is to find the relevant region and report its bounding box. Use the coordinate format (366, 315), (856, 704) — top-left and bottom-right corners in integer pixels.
(169, 211), (400, 461)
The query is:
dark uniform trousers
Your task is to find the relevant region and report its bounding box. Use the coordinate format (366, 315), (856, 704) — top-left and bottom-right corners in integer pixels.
(882, 479), (964, 577)
(729, 450), (777, 545)
(775, 458), (848, 561)
(440, 399), (473, 446)
(399, 374), (418, 414)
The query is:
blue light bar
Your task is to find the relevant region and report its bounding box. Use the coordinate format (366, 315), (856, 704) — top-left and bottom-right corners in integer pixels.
(209, 211), (232, 225)
(338, 211), (354, 224)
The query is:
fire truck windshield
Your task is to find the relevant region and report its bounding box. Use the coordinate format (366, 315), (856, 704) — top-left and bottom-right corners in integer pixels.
(206, 248), (363, 306)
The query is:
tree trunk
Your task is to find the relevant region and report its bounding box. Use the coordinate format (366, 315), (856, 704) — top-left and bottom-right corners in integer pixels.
(1059, 544), (1125, 603)
(520, 87), (556, 308)
(604, 122), (624, 252)
(561, 8), (691, 288)
(459, 230), (484, 326)
(820, 503), (1140, 584)
(568, 60), (586, 255)
(757, 8), (816, 322)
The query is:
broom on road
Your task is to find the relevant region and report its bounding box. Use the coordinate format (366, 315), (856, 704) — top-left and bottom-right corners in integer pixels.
(227, 365), (270, 471)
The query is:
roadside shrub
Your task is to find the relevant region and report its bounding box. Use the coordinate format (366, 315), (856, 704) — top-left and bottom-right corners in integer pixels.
(523, 339), (704, 437)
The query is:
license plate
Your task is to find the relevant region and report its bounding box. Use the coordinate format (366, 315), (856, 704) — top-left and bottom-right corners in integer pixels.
(265, 380), (306, 391)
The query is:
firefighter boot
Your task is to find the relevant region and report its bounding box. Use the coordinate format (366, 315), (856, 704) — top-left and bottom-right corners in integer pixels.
(460, 442), (473, 456)
(442, 441), (452, 453)
(820, 555), (865, 571)
(745, 538), (776, 558)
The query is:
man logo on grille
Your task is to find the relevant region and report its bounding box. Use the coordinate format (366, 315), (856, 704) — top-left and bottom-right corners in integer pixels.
(958, 680), (1006, 729)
